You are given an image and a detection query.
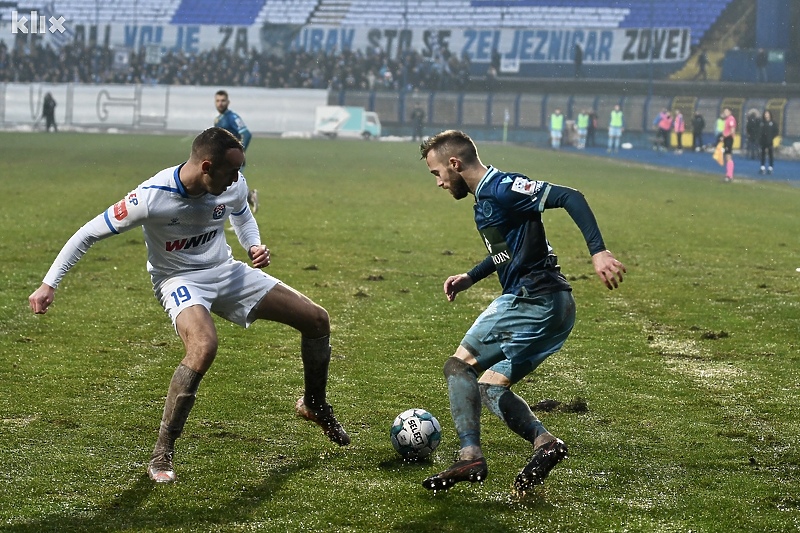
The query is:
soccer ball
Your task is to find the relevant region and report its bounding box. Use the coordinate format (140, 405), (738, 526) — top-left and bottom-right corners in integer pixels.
(390, 408), (442, 460)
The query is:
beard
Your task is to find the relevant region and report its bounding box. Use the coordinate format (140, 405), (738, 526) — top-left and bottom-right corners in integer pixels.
(449, 177), (470, 200)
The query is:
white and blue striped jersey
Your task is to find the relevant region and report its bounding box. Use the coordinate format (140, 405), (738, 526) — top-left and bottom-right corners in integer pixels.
(43, 163), (261, 289)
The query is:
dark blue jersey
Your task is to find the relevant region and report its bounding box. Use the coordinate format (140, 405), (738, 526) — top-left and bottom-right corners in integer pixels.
(468, 167), (607, 296)
(214, 109), (252, 151)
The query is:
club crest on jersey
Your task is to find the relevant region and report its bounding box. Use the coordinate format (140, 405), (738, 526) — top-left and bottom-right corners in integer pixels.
(482, 201), (493, 218)
(511, 177), (543, 197)
(212, 204), (226, 220)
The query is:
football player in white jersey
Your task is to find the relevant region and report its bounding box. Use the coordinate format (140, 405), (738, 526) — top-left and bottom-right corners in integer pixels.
(28, 127), (349, 484)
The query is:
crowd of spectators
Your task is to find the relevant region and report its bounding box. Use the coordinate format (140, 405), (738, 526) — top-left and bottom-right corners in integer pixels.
(0, 38), (473, 91)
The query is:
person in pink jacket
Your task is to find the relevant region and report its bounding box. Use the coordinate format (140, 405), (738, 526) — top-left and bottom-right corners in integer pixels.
(722, 107), (737, 182)
(654, 108), (673, 151)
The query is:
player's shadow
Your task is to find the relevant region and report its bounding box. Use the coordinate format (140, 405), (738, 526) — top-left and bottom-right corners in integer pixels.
(3, 458), (315, 533)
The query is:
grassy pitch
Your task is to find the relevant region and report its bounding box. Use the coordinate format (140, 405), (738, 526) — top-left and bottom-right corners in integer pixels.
(1, 131), (799, 532)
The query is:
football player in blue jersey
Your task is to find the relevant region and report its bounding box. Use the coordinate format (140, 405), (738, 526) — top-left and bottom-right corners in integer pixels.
(215, 89), (258, 213)
(419, 129), (626, 493)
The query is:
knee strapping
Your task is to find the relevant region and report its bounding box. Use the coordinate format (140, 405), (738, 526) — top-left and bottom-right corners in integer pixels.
(443, 357), (477, 380)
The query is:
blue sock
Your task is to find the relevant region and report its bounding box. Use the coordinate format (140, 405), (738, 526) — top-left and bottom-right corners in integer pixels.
(480, 383), (546, 444)
(443, 357), (481, 449)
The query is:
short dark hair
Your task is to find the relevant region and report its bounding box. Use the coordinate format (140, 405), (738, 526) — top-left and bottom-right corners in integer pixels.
(215, 89), (229, 98)
(191, 127), (243, 164)
(419, 129), (479, 164)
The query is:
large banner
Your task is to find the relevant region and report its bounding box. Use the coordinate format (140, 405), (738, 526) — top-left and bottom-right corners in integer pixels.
(2, 20), (690, 68)
(290, 26), (691, 67)
(0, 83), (327, 133)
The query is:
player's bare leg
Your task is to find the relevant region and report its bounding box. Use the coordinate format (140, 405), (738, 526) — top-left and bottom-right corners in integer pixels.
(251, 284), (349, 446)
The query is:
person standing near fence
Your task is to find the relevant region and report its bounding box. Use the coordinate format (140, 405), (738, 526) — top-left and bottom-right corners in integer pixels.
(694, 49), (709, 81)
(673, 109), (685, 154)
(411, 103), (426, 142)
(692, 111), (705, 152)
(607, 104), (623, 153)
(587, 110), (597, 147)
(42, 92), (57, 132)
(721, 107), (737, 182)
(759, 110), (778, 175)
(745, 109), (761, 160)
(654, 108), (672, 152)
(755, 49), (768, 83)
(549, 109), (564, 150)
(576, 109), (589, 149)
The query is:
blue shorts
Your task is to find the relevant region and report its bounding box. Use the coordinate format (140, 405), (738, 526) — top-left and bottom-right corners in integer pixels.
(608, 126), (622, 137)
(461, 290), (576, 384)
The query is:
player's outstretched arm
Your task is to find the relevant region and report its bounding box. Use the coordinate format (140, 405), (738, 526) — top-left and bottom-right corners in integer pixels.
(29, 283), (56, 314)
(592, 250), (626, 290)
(444, 274), (474, 302)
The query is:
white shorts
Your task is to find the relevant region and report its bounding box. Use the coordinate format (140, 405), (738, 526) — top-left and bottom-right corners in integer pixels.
(154, 259), (280, 330)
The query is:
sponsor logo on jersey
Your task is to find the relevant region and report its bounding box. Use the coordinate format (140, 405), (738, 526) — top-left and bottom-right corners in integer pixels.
(483, 234), (493, 253)
(113, 200), (128, 221)
(511, 177), (543, 197)
(213, 204), (226, 220)
(168, 218), (180, 226)
(165, 230), (218, 252)
(491, 249), (511, 266)
(481, 227), (512, 267)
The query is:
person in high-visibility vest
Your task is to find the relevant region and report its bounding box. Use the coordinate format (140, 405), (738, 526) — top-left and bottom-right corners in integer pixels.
(576, 109), (589, 149)
(715, 114), (725, 144)
(607, 104), (624, 153)
(673, 109), (685, 154)
(550, 109), (564, 149)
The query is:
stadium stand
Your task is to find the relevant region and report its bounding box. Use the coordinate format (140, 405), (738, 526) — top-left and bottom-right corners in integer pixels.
(170, 0), (266, 25)
(53, 0), (181, 24)
(42, 0), (731, 46)
(38, 0), (318, 25)
(318, 0), (732, 45)
(254, 0), (318, 25)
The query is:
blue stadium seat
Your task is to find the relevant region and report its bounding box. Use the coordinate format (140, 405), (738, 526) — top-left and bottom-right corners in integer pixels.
(171, 0), (267, 25)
